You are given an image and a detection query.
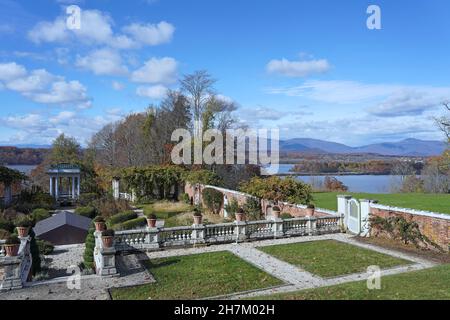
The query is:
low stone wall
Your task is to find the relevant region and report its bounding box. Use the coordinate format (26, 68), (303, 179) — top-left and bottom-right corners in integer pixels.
(370, 204), (450, 252)
(184, 183), (339, 218)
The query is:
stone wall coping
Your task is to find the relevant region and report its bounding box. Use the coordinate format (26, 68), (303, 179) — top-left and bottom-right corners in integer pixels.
(370, 203), (450, 221)
(203, 185), (257, 199)
(279, 201), (339, 216)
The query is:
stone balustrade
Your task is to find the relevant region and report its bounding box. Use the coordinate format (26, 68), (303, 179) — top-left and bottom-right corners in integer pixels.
(0, 236), (32, 291)
(112, 215), (344, 253)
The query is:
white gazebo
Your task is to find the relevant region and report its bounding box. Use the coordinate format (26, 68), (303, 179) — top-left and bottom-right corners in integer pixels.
(47, 164), (81, 200)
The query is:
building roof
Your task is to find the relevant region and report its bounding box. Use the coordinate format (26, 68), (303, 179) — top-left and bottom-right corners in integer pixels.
(47, 163), (81, 175)
(33, 211), (92, 236)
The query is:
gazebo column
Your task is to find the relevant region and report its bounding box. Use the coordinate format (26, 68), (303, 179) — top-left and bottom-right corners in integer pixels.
(76, 175), (80, 198)
(72, 176), (76, 199)
(49, 177), (54, 197)
(55, 176), (59, 199)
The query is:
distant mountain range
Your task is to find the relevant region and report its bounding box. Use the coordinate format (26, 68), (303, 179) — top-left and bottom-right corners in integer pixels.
(280, 138), (447, 157)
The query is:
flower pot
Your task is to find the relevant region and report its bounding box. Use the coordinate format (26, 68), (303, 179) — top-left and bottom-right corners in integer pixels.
(16, 227), (29, 238)
(235, 213), (244, 222)
(4, 244), (20, 257)
(306, 208), (315, 216)
(95, 222), (106, 232)
(101, 236), (114, 248)
(193, 215), (203, 225)
(147, 218), (157, 228)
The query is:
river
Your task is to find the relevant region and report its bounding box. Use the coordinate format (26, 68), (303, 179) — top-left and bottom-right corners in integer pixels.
(6, 165), (37, 175)
(272, 164), (399, 193)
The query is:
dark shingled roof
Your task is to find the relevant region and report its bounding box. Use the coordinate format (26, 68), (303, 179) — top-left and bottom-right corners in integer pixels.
(33, 211), (92, 236)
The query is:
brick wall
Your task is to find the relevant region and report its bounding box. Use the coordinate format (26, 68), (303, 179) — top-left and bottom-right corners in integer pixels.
(185, 183), (337, 219)
(370, 205), (450, 252)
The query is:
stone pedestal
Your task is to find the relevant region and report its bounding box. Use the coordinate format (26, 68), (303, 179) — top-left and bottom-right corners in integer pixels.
(145, 227), (161, 250)
(97, 247), (119, 277)
(0, 256), (23, 291)
(234, 221), (247, 242)
(307, 217), (317, 236)
(191, 224), (205, 245)
(271, 218), (284, 238)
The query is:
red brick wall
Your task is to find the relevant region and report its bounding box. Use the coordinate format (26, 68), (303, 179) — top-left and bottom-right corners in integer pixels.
(185, 183), (334, 219)
(370, 207), (450, 252)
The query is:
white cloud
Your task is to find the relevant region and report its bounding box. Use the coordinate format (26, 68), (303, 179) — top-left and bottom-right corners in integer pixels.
(0, 62), (27, 82)
(123, 21), (174, 46)
(76, 48), (128, 76)
(112, 81), (124, 91)
(0, 62), (91, 108)
(267, 80), (450, 117)
(136, 85), (168, 99)
(131, 57), (178, 84)
(28, 9), (174, 49)
(267, 58), (331, 77)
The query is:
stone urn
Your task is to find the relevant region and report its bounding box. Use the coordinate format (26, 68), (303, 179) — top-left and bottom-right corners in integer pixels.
(4, 244), (20, 257)
(101, 236), (114, 248)
(193, 214), (203, 225)
(235, 208), (245, 222)
(16, 227), (29, 238)
(147, 218), (157, 228)
(95, 222), (106, 232)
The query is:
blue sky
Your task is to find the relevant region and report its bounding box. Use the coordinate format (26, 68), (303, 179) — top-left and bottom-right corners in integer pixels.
(0, 0), (449, 146)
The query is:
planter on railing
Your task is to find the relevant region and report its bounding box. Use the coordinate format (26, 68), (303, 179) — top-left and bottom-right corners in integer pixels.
(94, 217), (107, 232)
(146, 214), (157, 228)
(101, 230), (115, 248)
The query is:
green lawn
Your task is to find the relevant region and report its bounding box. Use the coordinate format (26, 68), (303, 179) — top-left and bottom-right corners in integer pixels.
(258, 240), (411, 278)
(255, 264), (450, 300)
(313, 192), (450, 214)
(110, 251), (283, 300)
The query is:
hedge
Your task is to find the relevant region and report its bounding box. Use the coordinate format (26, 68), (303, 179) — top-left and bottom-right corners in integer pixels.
(108, 210), (137, 226)
(75, 206), (96, 219)
(31, 208), (51, 222)
(36, 239), (55, 255)
(112, 217), (147, 231)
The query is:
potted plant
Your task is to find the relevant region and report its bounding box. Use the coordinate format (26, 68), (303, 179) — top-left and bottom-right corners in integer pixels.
(235, 207), (245, 222)
(193, 208), (203, 225)
(272, 206), (281, 219)
(3, 235), (21, 257)
(16, 218), (32, 237)
(94, 216), (106, 232)
(306, 204), (315, 216)
(147, 213), (157, 228)
(101, 229), (115, 248)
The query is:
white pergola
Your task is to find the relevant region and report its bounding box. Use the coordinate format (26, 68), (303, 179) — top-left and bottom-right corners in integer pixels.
(47, 164), (81, 200)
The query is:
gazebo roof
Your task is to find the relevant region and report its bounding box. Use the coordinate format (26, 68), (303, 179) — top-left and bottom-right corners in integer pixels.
(47, 163), (81, 175)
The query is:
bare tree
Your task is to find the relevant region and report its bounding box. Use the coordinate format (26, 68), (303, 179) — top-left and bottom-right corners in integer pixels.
(89, 122), (118, 167)
(435, 102), (450, 140)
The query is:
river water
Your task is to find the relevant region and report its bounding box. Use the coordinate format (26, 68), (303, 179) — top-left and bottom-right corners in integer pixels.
(274, 164), (399, 193)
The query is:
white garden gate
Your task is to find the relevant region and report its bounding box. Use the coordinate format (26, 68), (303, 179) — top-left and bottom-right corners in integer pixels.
(347, 198), (361, 234)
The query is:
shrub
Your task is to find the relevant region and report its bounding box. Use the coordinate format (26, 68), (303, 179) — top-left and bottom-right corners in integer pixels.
(0, 217), (14, 232)
(183, 169), (222, 186)
(243, 197), (262, 220)
(202, 188), (223, 214)
(324, 176), (349, 192)
(307, 204), (315, 209)
(0, 228), (10, 239)
(112, 217), (147, 231)
(5, 234), (20, 245)
(78, 193), (99, 206)
(240, 176), (313, 205)
(90, 196), (130, 218)
(29, 229), (41, 275)
(83, 226), (95, 270)
(180, 193), (190, 204)
(75, 206), (96, 219)
(36, 239), (54, 255)
(281, 213), (293, 219)
(31, 208), (51, 222)
(224, 198), (239, 214)
(108, 210), (137, 225)
(15, 216), (34, 228)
